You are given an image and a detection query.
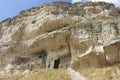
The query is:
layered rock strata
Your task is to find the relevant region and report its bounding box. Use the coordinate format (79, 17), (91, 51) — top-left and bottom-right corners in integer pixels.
(0, 2), (120, 72)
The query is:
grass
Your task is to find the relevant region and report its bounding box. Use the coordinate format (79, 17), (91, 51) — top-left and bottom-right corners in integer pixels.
(79, 64), (120, 80)
(0, 64), (120, 80)
(0, 69), (71, 80)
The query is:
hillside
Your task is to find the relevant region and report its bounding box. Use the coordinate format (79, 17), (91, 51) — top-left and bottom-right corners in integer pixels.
(0, 1), (120, 77)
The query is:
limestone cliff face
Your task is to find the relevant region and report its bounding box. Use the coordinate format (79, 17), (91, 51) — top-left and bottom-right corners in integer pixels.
(0, 2), (120, 72)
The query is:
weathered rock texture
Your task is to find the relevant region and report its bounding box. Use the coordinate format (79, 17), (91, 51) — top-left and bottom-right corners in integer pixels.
(0, 1), (120, 72)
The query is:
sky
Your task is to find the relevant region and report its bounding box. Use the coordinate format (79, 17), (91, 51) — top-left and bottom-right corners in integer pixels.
(0, 0), (71, 21)
(0, 0), (119, 21)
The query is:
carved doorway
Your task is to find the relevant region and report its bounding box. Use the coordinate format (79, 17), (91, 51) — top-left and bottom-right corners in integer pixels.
(54, 59), (60, 69)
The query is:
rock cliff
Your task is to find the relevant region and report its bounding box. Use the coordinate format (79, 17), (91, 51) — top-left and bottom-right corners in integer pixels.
(0, 1), (120, 73)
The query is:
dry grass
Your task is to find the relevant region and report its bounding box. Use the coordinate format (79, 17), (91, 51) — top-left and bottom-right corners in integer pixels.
(0, 64), (120, 80)
(79, 64), (120, 80)
(0, 69), (71, 80)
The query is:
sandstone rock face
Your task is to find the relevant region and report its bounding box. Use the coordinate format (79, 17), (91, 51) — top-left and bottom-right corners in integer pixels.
(0, 2), (120, 72)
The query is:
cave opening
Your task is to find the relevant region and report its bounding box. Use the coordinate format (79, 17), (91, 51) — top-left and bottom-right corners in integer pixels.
(39, 49), (47, 59)
(31, 49), (48, 69)
(54, 59), (60, 69)
(12, 57), (30, 65)
(39, 49), (47, 69)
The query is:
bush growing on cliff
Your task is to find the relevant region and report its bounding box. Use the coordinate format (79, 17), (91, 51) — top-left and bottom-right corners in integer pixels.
(31, 20), (36, 24)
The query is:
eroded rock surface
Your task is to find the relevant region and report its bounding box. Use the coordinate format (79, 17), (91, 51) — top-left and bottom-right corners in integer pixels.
(0, 1), (120, 72)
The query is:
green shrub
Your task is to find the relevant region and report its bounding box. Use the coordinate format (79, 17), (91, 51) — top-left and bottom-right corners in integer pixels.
(31, 20), (36, 24)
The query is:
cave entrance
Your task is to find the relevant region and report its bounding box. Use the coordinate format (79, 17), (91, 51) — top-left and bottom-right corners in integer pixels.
(54, 59), (60, 69)
(31, 49), (48, 69)
(39, 49), (47, 69)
